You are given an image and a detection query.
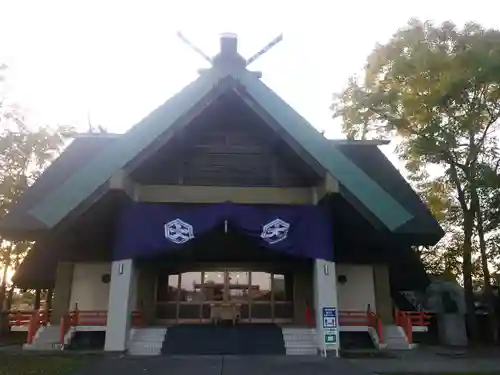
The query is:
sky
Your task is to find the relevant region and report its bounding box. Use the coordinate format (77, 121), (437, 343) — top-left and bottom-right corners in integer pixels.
(1, 0), (500, 165)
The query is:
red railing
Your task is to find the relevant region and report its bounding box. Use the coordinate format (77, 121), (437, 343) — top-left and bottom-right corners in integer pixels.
(394, 309), (432, 344)
(402, 310), (432, 327)
(70, 309), (108, 326)
(304, 307), (384, 344)
(338, 310), (372, 326)
(132, 311), (145, 327)
(8, 310), (50, 327)
(394, 309), (412, 344)
(59, 314), (71, 345)
(58, 306), (145, 345)
(26, 310), (49, 344)
(368, 311), (384, 344)
(339, 309), (384, 344)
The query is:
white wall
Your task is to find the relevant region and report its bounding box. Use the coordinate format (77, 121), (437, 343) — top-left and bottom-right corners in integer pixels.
(336, 264), (376, 312)
(69, 262), (111, 310)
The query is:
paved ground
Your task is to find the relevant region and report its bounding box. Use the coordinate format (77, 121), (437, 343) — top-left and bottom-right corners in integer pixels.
(73, 355), (374, 375)
(71, 349), (500, 375)
(349, 347), (500, 374)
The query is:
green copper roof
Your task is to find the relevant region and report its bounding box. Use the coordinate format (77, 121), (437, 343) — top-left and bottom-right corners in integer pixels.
(29, 37), (413, 231)
(237, 71), (412, 230)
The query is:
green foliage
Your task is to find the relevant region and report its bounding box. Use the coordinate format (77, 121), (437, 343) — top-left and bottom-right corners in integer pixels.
(0, 64), (73, 293)
(333, 19), (500, 169)
(333, 19), (500, 337)
(0, 353), (94, 375)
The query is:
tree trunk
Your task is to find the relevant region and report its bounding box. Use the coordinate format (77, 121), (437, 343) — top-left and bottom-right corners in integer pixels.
(463, 209), (478, 343)
(34, 289), (41, 310)
(46, 289), (53, 311)
(5, 287), (13, 311)
(448, 158), (479, 343)
(0, 263), (9, 310)
(474, 189), (498, 343)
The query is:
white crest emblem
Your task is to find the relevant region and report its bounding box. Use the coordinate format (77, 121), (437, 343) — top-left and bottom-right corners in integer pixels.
(164, 218), (194, 244)
(261, 218), (290, 244)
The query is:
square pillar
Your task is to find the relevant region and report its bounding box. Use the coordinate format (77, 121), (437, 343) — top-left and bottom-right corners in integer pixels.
(293, 265), (313, 325)
(373, 264), (394, 323)
(313, 259), (340, 356)
(137, 269), (156, 325)
(51, 262), (74, 324)
(104, 259), (136, 352)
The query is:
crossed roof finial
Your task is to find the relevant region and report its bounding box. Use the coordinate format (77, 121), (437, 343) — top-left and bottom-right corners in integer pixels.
(176, 31), (283, 75)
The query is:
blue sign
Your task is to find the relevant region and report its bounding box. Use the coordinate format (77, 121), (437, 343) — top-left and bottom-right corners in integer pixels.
(322, 307), (337, 329)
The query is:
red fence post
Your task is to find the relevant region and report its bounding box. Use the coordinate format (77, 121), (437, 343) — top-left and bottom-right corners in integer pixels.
(60, 315), (71, 345)
(405, 314), (413, 344)
(73, 303), (79, 326)
(377, 315), (383, 344)
(26, 315), (34, 345)
(26, 311), (40, 345)
(305, 305), (314, 327)
(15, 311), (22, 326)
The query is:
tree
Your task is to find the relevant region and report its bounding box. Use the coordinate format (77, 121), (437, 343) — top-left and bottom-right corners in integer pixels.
(332, 19), (500, 340)
(0, 64), (73, 307)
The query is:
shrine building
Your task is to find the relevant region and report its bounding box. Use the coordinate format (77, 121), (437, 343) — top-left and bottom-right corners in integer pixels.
(0, 34), (443, 356)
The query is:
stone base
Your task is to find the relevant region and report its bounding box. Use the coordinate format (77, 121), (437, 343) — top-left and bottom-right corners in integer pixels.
(437, 314), (468, 346)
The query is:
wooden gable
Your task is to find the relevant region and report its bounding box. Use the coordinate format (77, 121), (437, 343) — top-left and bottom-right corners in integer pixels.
(2, 33), (441, 239)
(131, 91), (321, 187)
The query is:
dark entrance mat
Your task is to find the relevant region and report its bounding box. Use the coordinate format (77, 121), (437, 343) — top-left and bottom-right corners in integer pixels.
(161, 324), (286, 355)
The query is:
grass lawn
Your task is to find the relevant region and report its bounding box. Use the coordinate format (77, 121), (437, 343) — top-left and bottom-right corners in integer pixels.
(0, 353), (95, 375)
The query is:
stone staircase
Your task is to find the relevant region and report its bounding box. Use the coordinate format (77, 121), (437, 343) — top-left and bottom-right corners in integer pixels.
(128, 328), (167, 356)
(367, 327), (385, 349)
(281, 327), (318, 356)
(23, 325), (63, 351)
(382, 324), (411, 350)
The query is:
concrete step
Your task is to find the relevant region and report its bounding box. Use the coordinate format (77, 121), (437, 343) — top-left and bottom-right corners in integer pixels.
(385, 341), (410, 346)
(129, 341), (164, 349)
(23, 326), (63, 351)
(133, 331), (167, 336)
(132, 334), (167, 341)
(24, 343), (63, 351)
(282, 334), (316, 341)
(286, 347), (318, 356)
(128, 346), (162, 356)
(131, 328), (167, 338)
(128, 328), (167, 357)
(281, 327), (317, 356)
(386, 342), (410, 347)
(382, 324), (411, 350)
(284, 341), (317, 349)
(282, 328), (316, 334)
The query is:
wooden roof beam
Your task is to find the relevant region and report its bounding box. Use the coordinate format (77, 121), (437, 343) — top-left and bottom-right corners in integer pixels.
(108, 170), (136, 200)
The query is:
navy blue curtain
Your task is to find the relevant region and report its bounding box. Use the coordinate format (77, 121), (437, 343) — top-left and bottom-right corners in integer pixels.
(113, 202), (333, 260)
